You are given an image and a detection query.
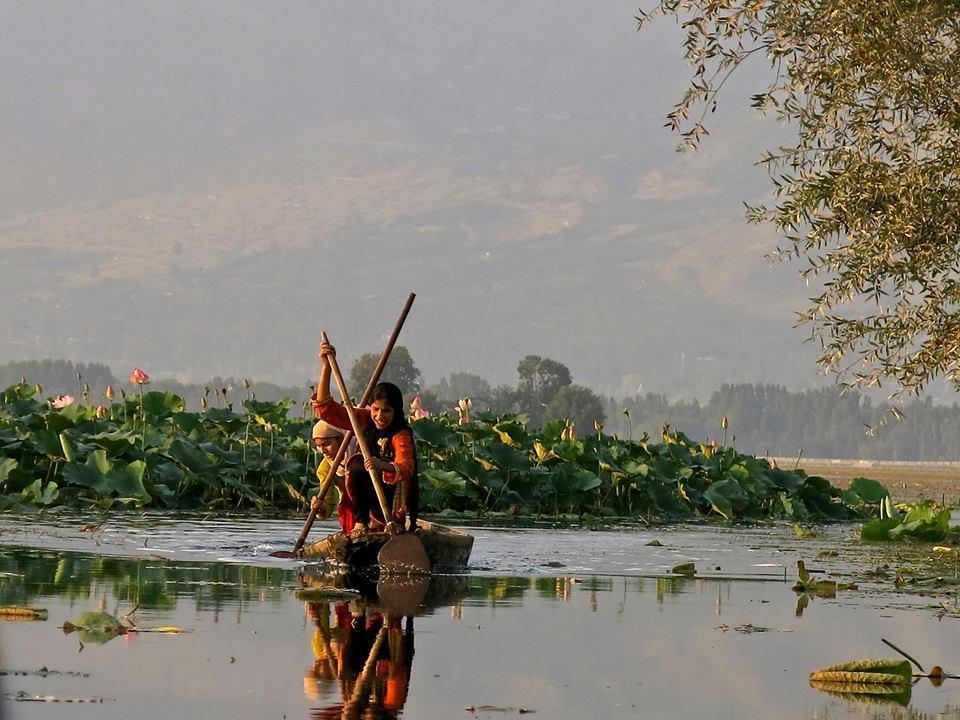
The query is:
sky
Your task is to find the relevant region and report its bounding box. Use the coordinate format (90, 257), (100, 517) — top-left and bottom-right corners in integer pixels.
(0, 2), (836, 400)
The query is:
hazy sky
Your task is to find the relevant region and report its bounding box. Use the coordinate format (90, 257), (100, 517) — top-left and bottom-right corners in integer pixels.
(0, 2), (830, 399)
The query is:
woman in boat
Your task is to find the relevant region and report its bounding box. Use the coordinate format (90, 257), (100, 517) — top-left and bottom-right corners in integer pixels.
(312, 339), (419, 536)
(309, 419), (353, 533)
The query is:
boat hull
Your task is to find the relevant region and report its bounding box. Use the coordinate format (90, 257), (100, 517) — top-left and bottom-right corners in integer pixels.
(299, 521), (474, 570)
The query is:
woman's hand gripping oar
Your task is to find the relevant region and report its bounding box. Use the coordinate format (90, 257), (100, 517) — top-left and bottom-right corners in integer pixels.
(272, 293), (415, 558)
(322, 332), (430, 575)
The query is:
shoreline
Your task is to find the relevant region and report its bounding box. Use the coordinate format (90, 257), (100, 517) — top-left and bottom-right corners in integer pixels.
(770, 457), (960, 504)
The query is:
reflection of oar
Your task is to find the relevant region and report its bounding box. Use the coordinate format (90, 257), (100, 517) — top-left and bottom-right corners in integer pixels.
(323, 331), (430, 575)
(341, 619), (389, 720)
(316, 616), (339, 680)
(272, 293), (415, 558)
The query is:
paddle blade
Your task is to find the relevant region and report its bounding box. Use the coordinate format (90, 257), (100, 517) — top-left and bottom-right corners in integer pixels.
(378, 533), (430, 575)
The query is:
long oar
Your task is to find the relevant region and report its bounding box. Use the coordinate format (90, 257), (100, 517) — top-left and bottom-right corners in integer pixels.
(323, 331), (395, 528)
(323, 331), (430, 575)
(276, 293), (415, 558)
(341, 618), (390, 720)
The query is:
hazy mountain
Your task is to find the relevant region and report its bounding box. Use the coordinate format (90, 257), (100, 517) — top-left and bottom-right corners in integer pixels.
(0, 2), (831, 399)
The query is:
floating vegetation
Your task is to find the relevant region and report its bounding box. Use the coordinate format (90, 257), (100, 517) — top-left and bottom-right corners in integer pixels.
(862, 499), (960, 542)
(810, 659), (913, 685)
(671, 562), (696, 577)
(792, 561), (858, 596)
(62, 609), (187, 644)
(0, 605), (47, 621)
(0, 381), (888, 521)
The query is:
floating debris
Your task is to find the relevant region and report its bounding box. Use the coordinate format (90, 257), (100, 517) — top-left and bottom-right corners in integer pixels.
(0, 667), (89, 678)
(810, 659), (912, 685)
(792, 560), (857, 596)
(6, 691), (110, 703)
(715, 623), (791, 634)
(0, 606), (48, 621)
(671, 562), (696, 577)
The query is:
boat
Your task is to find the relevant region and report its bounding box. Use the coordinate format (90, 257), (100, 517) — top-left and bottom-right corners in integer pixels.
(298, 520), (474, 571)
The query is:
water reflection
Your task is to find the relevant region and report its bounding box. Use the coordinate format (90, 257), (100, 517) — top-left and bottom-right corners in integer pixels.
(302, 600), (413, 719)
(5, 529), (960, 719)
(0, 548), (288, 611)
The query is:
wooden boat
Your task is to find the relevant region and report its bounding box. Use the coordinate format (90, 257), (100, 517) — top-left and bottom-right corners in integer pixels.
(298, 520), (474, 571)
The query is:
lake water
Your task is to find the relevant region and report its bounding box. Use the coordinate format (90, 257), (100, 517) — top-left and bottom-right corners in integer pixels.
(1, 514), (959, 719)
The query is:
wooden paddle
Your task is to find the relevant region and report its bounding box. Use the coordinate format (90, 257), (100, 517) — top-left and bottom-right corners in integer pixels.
(272, 293), (415, 558)
(322, 331), (430, 575)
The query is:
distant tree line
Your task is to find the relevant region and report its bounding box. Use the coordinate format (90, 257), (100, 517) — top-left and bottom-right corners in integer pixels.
(6, 357), (960, 461)
(613, 385), (960, 462)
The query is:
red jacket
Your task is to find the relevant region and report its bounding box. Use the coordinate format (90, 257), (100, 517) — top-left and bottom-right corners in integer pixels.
(312, 397), (415, 486)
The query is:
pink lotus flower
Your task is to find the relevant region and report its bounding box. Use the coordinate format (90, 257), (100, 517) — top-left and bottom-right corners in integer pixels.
(410, 395), (429, 420)
(105, 385), (115, 401)
(51, 394), (75, 409)
(129, 368), (150, 385)
(455, 397), (472, 425)
(95, 404), (109, 419)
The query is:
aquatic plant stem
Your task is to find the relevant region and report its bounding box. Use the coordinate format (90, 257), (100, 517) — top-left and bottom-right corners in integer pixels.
(138, 384), (146, 463)
(881, 638), (925, 673)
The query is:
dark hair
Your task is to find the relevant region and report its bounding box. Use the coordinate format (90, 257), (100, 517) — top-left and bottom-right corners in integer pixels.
(368, 382), (408, 435)
(368, 381), (419, 528)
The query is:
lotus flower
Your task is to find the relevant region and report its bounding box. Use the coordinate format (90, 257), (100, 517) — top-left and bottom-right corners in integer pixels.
(51, 394), (75, 409)
(263, 422), (274, 433)
(95, 404), (109, 419)
(455, 397), (472, 425)
(129, 368), (150, 385)
(561, 424), (576, 442)
(105, 385), (115, 401)
(410, 395), (429, 420)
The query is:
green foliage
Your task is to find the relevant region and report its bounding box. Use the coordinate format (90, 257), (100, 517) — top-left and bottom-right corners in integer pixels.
(639, 1), (960, 399)
(0, 380), (884, 521)
(0, 382), (314, 512)
(515, 355), (573, 426)
(427, 372), (492, 407)
(348, 346), (422, 396)
(413, 412), (875, 521)
(545, 384), (606, 433)
(861, 500), (957, 542)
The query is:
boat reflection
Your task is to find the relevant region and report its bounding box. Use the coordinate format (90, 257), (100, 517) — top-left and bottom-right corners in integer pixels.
(298, 570), (469, 719)
(303, 600), (413, 719)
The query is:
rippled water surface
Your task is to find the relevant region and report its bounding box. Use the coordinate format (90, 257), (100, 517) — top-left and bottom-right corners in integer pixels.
(1, 514), (959, 719)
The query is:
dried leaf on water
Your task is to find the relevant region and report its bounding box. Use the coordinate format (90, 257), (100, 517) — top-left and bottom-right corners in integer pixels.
(671, 562), (696, 576)
(0, 606), (48, 621)
(810, 659), (912, 685)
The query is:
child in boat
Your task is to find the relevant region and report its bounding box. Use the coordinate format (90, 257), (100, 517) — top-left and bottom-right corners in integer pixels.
(309, 419), (353, 532)
(312, 339), (419, 536)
